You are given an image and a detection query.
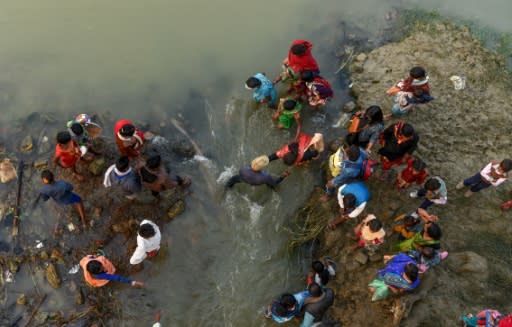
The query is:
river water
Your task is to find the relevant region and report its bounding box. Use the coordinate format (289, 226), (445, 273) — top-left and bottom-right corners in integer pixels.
(1, 1), (511, 326)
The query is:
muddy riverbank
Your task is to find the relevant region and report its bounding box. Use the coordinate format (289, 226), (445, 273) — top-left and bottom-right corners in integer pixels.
(289, 22), (512, 326)
(0, 113), (194, 326)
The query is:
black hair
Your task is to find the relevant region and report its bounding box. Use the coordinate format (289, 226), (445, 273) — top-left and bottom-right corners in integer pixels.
(312, 261), (325, 274)
(56, 131), (72, 144)
(345, 133), (359, 146)
(245, 76), (261, 89)
(404, 262), (419, 282)
(365, 105), (383, 124)
(283, 99), (297, 111)
(273, 303), (287, 317)
(346, 145), (360, 162)
(86, 260), (104, 274)
(368, 218), (383, 233)
(70, 123), (84, 136)
(115, 156), (130, 172)
(41, 170), (54, 183)
(283, 142), (299, 166)
(308, 283), (323, 297)
(139, 223), (156, 238)
(318, 269), (330, 286)
(146, 155), (162, 169)
(409, 66), (426, 79)
(401, 123), (415, 137)
(500, 159), (512, 172)
(290, 43), (307, 56)
(424, 178), (441, 191)
(140, 167), (157, 183)
(120, 124), (135, 137)
(300, 70), (314, 82)
(279, 293), (297, 308)
(343, 193), (356, 209)
(426, 222), (442, 240)
(412, 158), (427, 171)
(421, 246), (436, 259)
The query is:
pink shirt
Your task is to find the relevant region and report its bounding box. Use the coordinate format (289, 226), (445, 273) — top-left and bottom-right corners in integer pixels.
(480, 162), (508, 186)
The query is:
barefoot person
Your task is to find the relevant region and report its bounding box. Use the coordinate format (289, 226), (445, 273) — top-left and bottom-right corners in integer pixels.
(346, 105), (384, 154)
(410, 176), (447, 210)
(268, 132), (324, 167)
(53, 131), (84, 180)
(456, 159), (512, 198)
(245, 73), (278, 108)
(272, 98), (302, 137)
(103, 156), (142, 200)
(300, 283), (334, 327)
(80, 254), (144, 288)
(226, 155), (290, 189)
(324, 145), (367, 198)
(368, 253), (420, 301)
(136, 154), (191, 199)
(328, 181), (371, 229)
(378, 122), (419, 180)
(39, 170), (88, 230)
(130, 220), (162, 265)
(300, 70), (333, 110)
(114, 119), (145, 159)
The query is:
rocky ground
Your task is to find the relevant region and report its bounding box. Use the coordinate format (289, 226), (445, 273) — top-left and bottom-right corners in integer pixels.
(290, 22), (512, 326)
(0, 112), (194, 326)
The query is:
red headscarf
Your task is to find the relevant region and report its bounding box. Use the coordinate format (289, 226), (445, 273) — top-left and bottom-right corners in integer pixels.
(287, 40), (319, 73)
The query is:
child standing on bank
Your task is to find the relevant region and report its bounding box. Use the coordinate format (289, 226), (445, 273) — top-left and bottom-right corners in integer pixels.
(396, 157), (428, 191)
(39, 170), (88, 230)
(272, 98), (302, 138)
(457, 159), (512, 197)
(410, 177), (447, 210)
(53, 131), (84, 181)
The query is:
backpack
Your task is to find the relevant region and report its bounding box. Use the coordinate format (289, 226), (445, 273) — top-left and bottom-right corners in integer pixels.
(360, 159), (377, 180)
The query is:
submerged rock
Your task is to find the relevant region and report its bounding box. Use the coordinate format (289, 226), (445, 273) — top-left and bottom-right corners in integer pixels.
(343, 101), (357, 113)
(447, 251), (488, 280)
(16, 293), (26, 305)
(167, 200), (185, 220)
(88, 158), (106, 176)
(34, 158), (49, 170)
(46, 263), (61, 288)
(20, 135), (33, 152)
(354, 251), (368, 265)
(0, 158), (17, 183)
(171, 139), (196, 158)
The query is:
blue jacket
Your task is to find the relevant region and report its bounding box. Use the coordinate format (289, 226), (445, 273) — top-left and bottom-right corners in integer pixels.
(252, 73), (277, 106)
(332, 148), (367, 188)
(339, 181), (371, 205)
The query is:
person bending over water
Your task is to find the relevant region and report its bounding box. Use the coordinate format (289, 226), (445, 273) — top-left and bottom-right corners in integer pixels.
(227, 155), (290, 189)
(268, 132), (324, 167)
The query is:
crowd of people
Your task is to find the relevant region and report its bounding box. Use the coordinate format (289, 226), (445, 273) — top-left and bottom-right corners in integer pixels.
(38, 114), (190, 289)
(232, 39), (512, 326)
(35, 37), (512, 326)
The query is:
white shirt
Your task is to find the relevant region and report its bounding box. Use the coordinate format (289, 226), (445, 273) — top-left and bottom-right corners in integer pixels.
(337, 184), (367, 219)
(130, 220), (161, 265)
(480, 162), (508, 186)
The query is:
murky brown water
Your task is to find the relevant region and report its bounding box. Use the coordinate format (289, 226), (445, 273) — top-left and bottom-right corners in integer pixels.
(1, 0), (512, 326)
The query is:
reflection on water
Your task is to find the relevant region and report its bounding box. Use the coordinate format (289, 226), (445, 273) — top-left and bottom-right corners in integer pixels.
(1, 0), (512, 326)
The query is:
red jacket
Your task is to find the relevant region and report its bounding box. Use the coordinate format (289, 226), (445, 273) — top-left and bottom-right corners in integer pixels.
(54, 141), (80, 168)
(287, 39), (319, 73)
(114, 119), (144, 159)
(399, 158), (427, 185)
